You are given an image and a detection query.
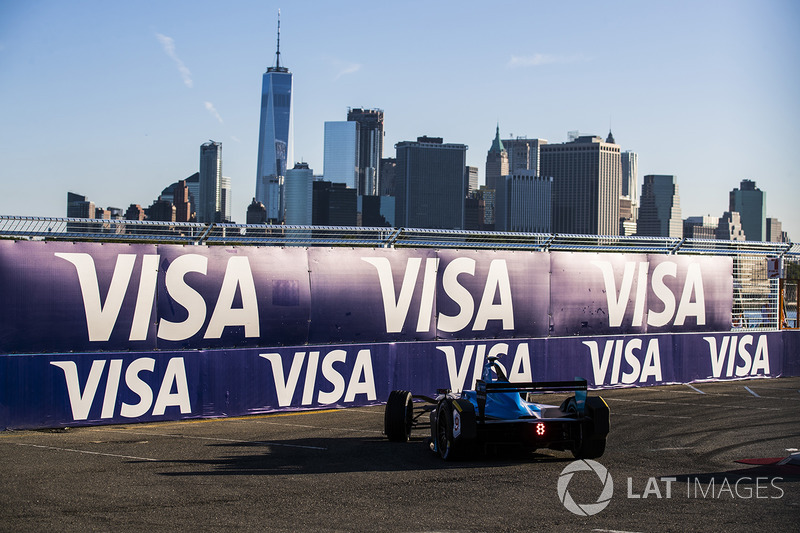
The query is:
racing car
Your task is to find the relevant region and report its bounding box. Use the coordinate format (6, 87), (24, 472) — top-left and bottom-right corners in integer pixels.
(384, 356), (609, 460)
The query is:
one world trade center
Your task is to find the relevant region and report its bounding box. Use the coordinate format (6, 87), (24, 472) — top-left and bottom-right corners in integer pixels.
(255, 11), (293, 222)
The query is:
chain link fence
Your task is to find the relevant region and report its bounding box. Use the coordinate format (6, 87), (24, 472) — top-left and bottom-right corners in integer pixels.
(2, 215), (797, 332)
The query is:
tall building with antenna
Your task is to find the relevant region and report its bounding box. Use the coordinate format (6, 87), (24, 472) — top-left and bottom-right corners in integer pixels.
(255, 10), (293, 223)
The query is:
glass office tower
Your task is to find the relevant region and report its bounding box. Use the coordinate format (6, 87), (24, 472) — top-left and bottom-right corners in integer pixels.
(255, 13), (293, 222)
(395, 136), (468, 230)
(729, 179), (766, 242)
(199, 140), (222, 223)
(637, 174), (683, 238)
(323, 121), (359, 189)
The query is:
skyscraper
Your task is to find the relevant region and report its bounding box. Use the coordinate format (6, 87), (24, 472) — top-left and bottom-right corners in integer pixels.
(198, 140), (222, 223)
(503, 137), (547, 175)
(717, 211), (746, 241)
(184, 172), (199, 213)
(67, 192), (95, 218)
(477, 186), (496, 230)
(465, 166), (478, 196)
(284, 162), (314, 225)
(255, 11), (293, 222)
(620, 151), (638, 199)
(170, 180), (192, 222)
(313, 181), (358, 226)
(636, 174), (682, 238)
(683, 215), (719, 239)
(485, 125), (508, 192)
(395, 136), (468, 229)
(379, 158), (396, 197)
(323, 121), (358, 188)
(494, 171), (552, 233)
(729, 179), (766, 241)
(766, 217), (783, 243)
(540, 135), (621, 236)
(347, 107), (384, 196)
(246, 198), (267, 224)
(620, 150), (639, 235)
(125, 204), (145, 221)
(219, 175), (232, 223)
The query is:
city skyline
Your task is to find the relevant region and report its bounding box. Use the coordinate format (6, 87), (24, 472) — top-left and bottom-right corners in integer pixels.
(1, 1), (798, 239)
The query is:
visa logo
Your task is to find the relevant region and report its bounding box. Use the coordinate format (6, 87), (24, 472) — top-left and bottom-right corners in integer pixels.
(703, 335), (770, 378)
(56, 253), (259, 342)
(437, 342), (533, 392)
(583, 338), (663, 386)
(51, 357), (191, 421)
(363, 257), (514, 334)
(259, 349), (376, 407)
(592, 260), (706, 328)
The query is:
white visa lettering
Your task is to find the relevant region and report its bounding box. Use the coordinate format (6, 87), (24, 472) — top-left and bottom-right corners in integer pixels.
(55, 253), (159, 342)
(583, 338), (663, 386)
(362, 256), (514, 335)
(156, 254), (261, 341)
(204, 256), (260, 339)
(438, 342), (532, 392)
(259, 349), (376, 407)
(591, 260), (706, 329)
(50, 357), (191, 421)
(157, 254), (208, 340)
(56, 251), (261, 343)
(703, 335), (770, 378)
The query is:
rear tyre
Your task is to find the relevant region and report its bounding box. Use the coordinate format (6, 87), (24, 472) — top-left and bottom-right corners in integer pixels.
(384, 390), (413, 442)
(571, 396), (610, 459)
(574, 437), (606, 459)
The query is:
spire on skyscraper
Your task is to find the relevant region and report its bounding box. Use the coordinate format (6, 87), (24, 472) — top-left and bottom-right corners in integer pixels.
(489, 123), (505, 153)
(606, 129), (615, 144)
(256, 9), (293, 220)
(269, 9), (288, 73)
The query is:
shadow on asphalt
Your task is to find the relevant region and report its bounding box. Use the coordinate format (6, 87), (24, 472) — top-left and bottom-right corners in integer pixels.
(158, 436), (575, 477)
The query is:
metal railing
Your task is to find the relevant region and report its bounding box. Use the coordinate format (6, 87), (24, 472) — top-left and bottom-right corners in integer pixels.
(2, 215), (797, 332)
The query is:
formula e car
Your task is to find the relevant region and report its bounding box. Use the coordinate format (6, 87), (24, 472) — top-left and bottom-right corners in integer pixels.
(384, 356), (609, 460)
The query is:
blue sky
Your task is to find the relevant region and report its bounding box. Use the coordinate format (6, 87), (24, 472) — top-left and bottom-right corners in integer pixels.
(1, 0), (798, 239)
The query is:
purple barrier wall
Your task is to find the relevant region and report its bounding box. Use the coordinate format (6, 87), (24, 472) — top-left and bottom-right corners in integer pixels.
(0, 241), (733, 353)
(1, 331), (796, 430)
(4, 239), (787, 431)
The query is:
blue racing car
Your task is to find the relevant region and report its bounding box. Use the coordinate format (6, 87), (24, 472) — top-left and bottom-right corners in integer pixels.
(384, 356), (610, 460)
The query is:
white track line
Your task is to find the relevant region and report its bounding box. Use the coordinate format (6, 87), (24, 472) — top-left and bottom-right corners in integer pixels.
(744, 386), (761, 398)
(613, 412), (691, 419)
(667, 390), (800, 401)
(90, 428), (328, 450)
(592, 529), (644, 533)
(7, 442), (158, 462)
(254, 420), (384, 434)
(605, 397), (780, 411)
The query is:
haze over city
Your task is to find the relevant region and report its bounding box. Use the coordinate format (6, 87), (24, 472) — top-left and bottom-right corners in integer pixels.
(1, 0), (798, 238)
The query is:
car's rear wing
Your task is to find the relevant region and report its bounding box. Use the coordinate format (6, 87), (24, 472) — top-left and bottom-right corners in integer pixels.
(477, 379), (587, 394)
(476, 378), (588, 419)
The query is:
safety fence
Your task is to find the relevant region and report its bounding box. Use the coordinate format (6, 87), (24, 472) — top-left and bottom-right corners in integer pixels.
(1, 215), (798, 332)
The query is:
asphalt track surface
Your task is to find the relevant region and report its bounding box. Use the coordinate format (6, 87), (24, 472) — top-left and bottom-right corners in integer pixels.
(1, 378), (799, 532)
